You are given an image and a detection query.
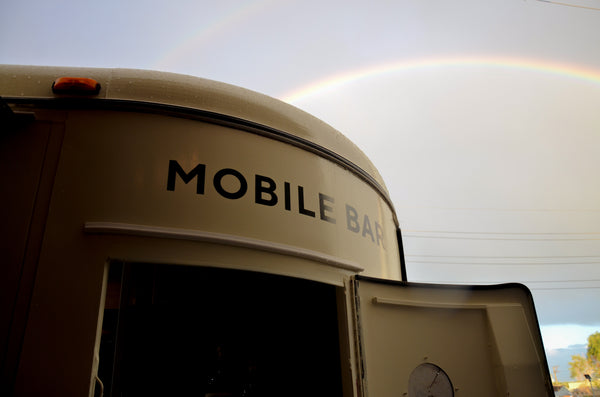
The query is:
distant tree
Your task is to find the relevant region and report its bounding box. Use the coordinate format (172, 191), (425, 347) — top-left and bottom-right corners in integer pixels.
(569, 332), (600, 382)
(569, 354), (595, 381)
(588, 332), (600, 364)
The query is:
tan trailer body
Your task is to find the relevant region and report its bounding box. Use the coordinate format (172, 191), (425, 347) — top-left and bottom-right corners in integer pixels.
(1, 65), (553, 396)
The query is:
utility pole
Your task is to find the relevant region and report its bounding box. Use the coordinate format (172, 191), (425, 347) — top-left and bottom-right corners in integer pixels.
(552, 366), (559, 383)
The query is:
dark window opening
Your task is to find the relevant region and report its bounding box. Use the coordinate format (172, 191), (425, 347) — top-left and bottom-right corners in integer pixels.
(98, 262), (343, 397)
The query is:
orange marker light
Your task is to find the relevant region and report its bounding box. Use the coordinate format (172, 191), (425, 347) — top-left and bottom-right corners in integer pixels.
(52, 77), (101, 95)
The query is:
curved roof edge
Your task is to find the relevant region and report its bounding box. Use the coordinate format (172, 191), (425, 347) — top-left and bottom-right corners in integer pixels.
(1, 64), (392, 203)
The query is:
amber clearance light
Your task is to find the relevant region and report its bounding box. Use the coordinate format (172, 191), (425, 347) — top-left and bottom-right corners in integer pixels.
(52, 77), (101, 95)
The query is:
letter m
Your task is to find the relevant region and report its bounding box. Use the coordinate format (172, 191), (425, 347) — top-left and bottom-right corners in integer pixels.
(167, 160), (206, 194)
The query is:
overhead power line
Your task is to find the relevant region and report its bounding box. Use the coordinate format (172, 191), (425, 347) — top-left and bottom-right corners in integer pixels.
(536, 0), (600, 11)
(529, 286), (600, 290)
(403, 230), (600, 241)
(408, 260), (600, 266)
(417, 280), (600, 285)
(397, 206), (600, 212)
(404, 235), (600, 241)
(405, 254), (600, 259)
(510, 279), (600, 284)
(404, 255), (600, 265)
(404, 230), (600, 235)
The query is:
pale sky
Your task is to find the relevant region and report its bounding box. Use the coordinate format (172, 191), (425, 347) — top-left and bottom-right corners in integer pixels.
(2, 0), (599, 381)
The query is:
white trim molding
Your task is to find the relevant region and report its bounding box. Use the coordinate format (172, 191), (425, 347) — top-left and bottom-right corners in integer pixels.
(84, 221), (364, 273)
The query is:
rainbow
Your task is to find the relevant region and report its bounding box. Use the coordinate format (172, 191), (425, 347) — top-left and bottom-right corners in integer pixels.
(280, 56), (600, 103)
(153, 0), (277, 70)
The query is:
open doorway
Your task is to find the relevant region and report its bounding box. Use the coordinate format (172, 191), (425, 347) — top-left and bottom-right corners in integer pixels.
(98, 262), (343, 397)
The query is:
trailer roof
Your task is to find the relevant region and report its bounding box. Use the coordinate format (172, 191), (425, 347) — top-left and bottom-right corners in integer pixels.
(1, 65), (391, 200)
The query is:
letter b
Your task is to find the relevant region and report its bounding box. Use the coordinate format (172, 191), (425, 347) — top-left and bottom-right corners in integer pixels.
(255, 174), (278, 206)
(346, 204), (360, 233)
